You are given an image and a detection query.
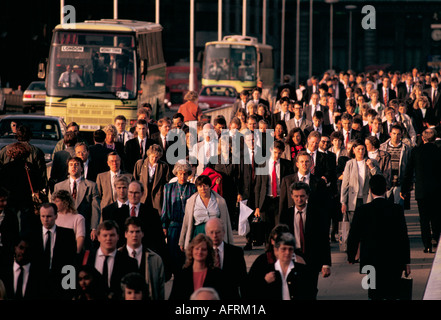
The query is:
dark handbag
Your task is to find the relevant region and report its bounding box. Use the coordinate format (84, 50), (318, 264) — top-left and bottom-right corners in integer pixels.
(250, 216), (265, 245)
(25, 163), (48, 214)
(399, 275), (413, 300)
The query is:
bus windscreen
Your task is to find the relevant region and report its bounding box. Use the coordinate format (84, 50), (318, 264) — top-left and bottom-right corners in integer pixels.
(203, 44), (257, 82)
(47, 31), (137, 100)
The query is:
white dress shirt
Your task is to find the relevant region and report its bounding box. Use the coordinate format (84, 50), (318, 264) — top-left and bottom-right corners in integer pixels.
(95, 248), (117, 287)
(126, 244), (143, 267)
(14, 261), (30, 296)
(117, 199), (130, 208)
(274, 259), (295, 300)
(267, 157), (281, 197)
(129, 203), (141, 217)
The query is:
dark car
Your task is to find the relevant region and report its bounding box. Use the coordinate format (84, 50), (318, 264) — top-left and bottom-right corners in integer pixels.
(0, 115), (66, 163)
(198, 85), (238, 110)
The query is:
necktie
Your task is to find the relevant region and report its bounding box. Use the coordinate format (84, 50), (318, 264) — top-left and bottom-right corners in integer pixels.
(118, 133), (123, 143)
(102, 255), (109, 288)
(16, 266), (24, 299)
(251, 150), (255, 183)
(44, 231), (51, 269)
(298, 210), (305, 253)
(301, 176), (305, 182)
(130, 206), (136, 217)
(163, 137), (167, 151)
(214, 248), (220, 268)
(272, 161), (277, 197)
(433, 90), (437, 108)
(206, 145), (210, 158)
(139, 140), (143, 157)
(131, 249), (136, 258)
(72, 180), (77, 200)
(384, 90), (388, 106)
(310, 154), (315, 174)
(345, 132), (350, 146)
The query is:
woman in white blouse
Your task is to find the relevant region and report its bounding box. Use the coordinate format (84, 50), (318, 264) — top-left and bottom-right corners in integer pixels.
(340, 140), (382, 223)
(52, 189), (86, 253)
(179, 175), (234, 251)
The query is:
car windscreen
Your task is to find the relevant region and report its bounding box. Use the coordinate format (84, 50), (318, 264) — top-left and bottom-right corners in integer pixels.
(27, 82), (46, 91)
(0, 119), (61, 141)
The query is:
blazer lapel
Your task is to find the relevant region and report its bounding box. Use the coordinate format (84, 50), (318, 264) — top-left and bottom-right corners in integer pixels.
(106, 172), (115, 203)
(76, 178), (88, 206)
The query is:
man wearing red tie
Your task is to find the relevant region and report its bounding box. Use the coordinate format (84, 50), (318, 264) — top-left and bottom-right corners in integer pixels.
(279, 181), (331, 299)
(379, 76), (396, 106)
(254, 140), (293, 244)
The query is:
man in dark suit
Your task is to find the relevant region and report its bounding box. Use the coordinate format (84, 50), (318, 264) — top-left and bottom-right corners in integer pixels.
(276, 74), (296, 101)
(87, 129), (113, 182)
(82, 220), (138, 299)
(0, 237), (41, 300)
(305, 131), (335, 186)
(49, 131), (77, 193)
(340, 113), (363, 148)
(250, 87), (270, 109)
(254, 140), (294, 243)
(379, 76), (397, 106)
(30, 203), (77, 299)
(303, 110), (334, 138)
(271, 97), (295, 131)
(114, 181), (167, 265)
(119, 216), (166, 300)
(124, 119), (155, 174)
(101, 175), (131, 222)
(205, 217), (247, 299)
(401, 128), (441, 253)
(304, 93), (322, 122)
(424, 77), (441, 121)
(348, 174), (411, 300)
(129, 107), (159, 138)
(279, 151), (327, 219)
(230, 90), (249, 119)
(286, 101), (313, 134)
(279, 181), (331, 299)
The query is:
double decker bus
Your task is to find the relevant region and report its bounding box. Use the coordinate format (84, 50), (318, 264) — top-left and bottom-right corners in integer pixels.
(201, 35), (274, 93)
(41, 19), (166, 132)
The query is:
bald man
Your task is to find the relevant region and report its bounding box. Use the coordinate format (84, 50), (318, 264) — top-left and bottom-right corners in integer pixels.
(205, 218), (247, 299)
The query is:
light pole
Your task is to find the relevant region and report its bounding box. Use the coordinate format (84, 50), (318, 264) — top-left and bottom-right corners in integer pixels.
(325, 0), (339, 71)
(156, 0), (160, 24)
(114, 0), (118, 19)
(280, 0), (286, 84)
(345, 5), (357, 71)
(308, 0), (313, 78)
(242, 0), (247, 36)
(218, 0), (222, 41)
(262, 0), (267, 44)
(295, 0), (300, 88)
(189, 0), (195, 91)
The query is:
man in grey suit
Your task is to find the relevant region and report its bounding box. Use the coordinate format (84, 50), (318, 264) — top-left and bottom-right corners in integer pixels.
(54, 156), (101, 249)
(96, 152), (132, 210)
(286, 101), (313, 134)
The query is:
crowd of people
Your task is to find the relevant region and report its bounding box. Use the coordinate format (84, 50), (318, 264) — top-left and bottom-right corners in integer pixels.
(0, 66), (440, 301)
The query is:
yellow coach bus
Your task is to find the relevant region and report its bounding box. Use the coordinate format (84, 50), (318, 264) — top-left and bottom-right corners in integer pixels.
(40, 19), (166, 131)
(201, 35), (274, 93)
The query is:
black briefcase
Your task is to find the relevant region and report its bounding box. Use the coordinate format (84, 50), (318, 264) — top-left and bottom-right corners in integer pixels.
(399, 276), (413, 300)
(250, 217), (266, 245)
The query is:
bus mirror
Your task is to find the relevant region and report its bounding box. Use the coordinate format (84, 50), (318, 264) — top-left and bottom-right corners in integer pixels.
(38, 62), (46, 79)
(140, 59), (148, 75)
(197, 50), (203, 62)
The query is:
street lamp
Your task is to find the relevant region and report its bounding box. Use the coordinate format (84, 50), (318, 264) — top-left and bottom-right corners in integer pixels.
(325, 0), (339, 71)
(295, 0), (300, 88)
(189, 0), (195, 91)
(345, 5), (357, 71)
(308, 0), (313, 78)
(243, 0), (247, 36)
(280, 0), (286, 84)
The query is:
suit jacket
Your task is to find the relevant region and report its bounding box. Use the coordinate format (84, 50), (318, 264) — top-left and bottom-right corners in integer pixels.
(82, 248), (138, 298)
(303, 124), (334, 138)
(340, 158), (382, 211)
(340, 129), (363, 146)
(150, 131), (187, 166)
(278, 172), (327, 218)
(133, 159), (171, 214)
(54, 178), (101, 233)
(254, 158), (294, 219)
(237, 144), (259, 208)
(424, 87), (441, 120)
(362, 125), (388, 143)
(49, 147), (76, 192)
(221, 242), (247, 299)
(401, 142), (441, 199)
(286, 117), (313, 135)
(113, 203), (167, 261)
(411, 107), (436, 135)
(279, 204), (331, 273)
(370, 150), (392, 189)
(0, 207), (19, 255)
(96, 170), (133, 210)
(118, 246), (165, 300)
(271, 111), (295, 131)
(0, 260), (41, 300)
(347, 198), (410, 272)
(124, 137), (155, 175)
(230, 99), (248, 119)
(30, 225), (77, 298)
(87, 144), (113, 181)
(169, 266), (231, 300)
(396, 82), (408, 100)
(379, 86), (397, 105)
(304, 104), (329, 122)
